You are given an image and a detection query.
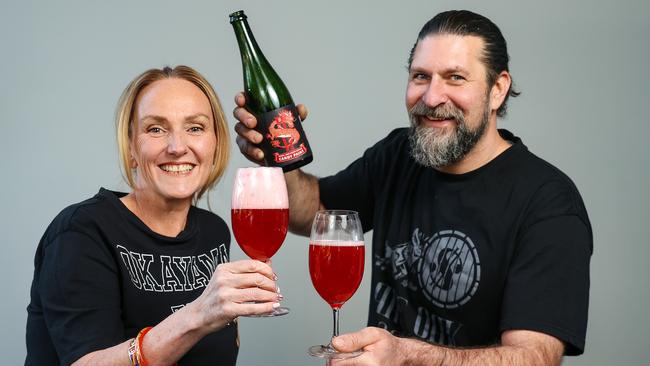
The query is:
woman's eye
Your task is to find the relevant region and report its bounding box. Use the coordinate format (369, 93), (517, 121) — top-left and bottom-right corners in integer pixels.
(189, 126), (204, 133)
(147, 127), (163, 134)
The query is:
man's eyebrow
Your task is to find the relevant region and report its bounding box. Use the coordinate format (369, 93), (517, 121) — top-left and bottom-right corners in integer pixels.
(408, 66), (430, 74)
(443, 66), (469, 74)
(409, 65), (470, 74)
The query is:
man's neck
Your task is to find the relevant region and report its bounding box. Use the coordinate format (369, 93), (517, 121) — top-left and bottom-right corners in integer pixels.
(437, 126), (511, 175)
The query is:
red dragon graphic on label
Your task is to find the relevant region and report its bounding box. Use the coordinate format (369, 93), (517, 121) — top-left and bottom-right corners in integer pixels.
(266, 109), (301, 151)
(265, 108), (307, 163)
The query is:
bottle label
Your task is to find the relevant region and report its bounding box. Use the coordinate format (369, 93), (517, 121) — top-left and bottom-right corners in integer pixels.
(259, 104), (311, 166)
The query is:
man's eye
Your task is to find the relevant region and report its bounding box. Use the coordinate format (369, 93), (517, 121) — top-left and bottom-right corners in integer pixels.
(450, 74), (466, 81)
(412, 73), (429, 81)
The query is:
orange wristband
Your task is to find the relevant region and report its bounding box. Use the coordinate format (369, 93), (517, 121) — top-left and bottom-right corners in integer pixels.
(134, 326), (179, 366)
(136, 327), (153, 366)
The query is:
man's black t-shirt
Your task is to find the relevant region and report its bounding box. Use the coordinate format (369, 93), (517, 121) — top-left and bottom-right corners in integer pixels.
(319, 128), (592, 355)
(26, 188), (238, 365)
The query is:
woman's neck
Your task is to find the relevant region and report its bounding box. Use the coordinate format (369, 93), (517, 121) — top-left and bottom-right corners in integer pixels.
(120, 190), (191, 237)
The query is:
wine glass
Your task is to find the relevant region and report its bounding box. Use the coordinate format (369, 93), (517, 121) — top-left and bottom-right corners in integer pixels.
(231, 167), (289, 316)
(308, 210), (365, 359)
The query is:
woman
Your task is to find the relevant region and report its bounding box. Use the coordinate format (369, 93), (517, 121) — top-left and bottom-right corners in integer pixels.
(26, 66), (281, 365)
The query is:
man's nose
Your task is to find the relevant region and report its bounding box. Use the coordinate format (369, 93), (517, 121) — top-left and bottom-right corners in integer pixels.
(422, 78), (449, 108)
(167, 132), (188, 155)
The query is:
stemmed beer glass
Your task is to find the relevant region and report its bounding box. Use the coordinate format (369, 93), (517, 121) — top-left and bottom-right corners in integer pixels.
(231, 167), (289, 316)
(308, 210), (365, 359)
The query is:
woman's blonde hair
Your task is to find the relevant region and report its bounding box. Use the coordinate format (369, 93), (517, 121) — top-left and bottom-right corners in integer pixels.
(115, 65), (230, 202)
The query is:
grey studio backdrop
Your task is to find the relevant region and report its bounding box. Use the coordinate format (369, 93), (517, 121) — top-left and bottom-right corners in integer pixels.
(2, 0), (648, 365)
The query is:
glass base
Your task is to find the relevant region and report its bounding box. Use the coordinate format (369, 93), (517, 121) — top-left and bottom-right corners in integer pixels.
(242, 306), (289, 317)
(308, 344), (362, 359)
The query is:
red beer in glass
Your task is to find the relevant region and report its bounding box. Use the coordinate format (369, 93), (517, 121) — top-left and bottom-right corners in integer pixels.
(232, 208), (288, 261)
(309, 241), (364, 309)
(231, 167), (289, 316)
(308, 210), (365, 359)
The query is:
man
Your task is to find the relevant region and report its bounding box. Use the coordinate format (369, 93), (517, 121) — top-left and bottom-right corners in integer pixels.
(234, 10), (591, 365)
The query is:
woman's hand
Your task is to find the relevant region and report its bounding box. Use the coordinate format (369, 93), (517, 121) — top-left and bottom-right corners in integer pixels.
(190, 259), (281, 332)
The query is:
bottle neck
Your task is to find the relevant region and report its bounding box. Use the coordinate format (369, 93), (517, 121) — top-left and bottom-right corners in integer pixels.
(232, 19), (262, 66)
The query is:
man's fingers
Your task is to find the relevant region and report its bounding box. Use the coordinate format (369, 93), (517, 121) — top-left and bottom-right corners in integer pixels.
(233, 107), (258, 129)
(329, 354), (367, 366)
(234, 122), (263, 144)
(332, 327), (384, 352)
(234, 92), (246, 107)
(296, 104), (309, 121)
(332, 333), (363, 353)
(236, 136), (265, 162)
(232, 109), (265, 163)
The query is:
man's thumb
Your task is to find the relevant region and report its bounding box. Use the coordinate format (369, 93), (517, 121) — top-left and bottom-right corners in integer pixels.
(332, 334), (357, 352)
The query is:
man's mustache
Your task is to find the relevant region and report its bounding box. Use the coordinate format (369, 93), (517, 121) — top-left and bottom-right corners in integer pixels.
(409, 101), (464, 121)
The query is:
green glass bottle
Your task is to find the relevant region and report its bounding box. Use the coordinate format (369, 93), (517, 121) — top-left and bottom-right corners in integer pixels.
(230, 10), (313, 172)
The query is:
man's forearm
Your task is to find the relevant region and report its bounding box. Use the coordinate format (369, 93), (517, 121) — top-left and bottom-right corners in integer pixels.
(421, 345), (561, 366)
(404, 337), (562, 366)
(285, 169), (323, 236)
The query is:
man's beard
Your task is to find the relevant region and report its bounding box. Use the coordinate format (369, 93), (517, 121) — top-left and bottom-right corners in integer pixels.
(408, 99), (489, 168)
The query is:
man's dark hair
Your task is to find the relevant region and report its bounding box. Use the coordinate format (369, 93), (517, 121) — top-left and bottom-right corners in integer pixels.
(408, 10), (520, 117)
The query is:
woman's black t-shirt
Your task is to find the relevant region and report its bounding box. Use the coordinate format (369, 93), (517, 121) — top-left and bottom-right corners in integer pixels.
(26, 188), (238, 365)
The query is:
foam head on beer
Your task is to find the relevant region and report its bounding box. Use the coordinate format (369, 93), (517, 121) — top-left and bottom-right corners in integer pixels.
(231, 167), (289, 261)
(232, 167), (289, 209)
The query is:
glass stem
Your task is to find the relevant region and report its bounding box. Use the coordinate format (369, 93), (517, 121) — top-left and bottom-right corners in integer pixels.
(331, 308), (340, 342)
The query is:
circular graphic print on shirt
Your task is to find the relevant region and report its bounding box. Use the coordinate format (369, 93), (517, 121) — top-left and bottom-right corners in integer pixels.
(418, 230), (481, 309)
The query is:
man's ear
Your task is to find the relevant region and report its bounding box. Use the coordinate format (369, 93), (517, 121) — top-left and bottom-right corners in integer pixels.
(490, 71), (511, 113)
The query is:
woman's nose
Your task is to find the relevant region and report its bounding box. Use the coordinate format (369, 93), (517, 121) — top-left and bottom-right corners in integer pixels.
(167, 132), (188, 156)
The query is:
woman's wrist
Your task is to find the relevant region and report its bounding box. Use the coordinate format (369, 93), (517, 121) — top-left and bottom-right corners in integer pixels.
(137, 305), (210, 365)
(177, 299), (224, 337)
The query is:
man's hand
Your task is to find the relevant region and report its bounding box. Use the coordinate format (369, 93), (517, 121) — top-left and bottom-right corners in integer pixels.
(232, 92), (308, 164)
(328, 327), (565, 366)
(328, 327), (422, 366)
(232, 92), (320, 236)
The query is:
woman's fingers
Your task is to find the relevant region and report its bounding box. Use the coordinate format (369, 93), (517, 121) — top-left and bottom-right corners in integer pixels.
(232, 272), (278, 293)
(197, 260), (286, 326)
(232, 287), (281, 304)
(232, 259), (276, 278)
(236, 301), (282, 316)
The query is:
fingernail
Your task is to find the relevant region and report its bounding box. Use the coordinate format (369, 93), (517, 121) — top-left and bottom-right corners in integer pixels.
(273, 273), (278, 281)
(277, 293), (284, 300)
(276, 286), (281, 293)
(273, 302), (281, 308)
